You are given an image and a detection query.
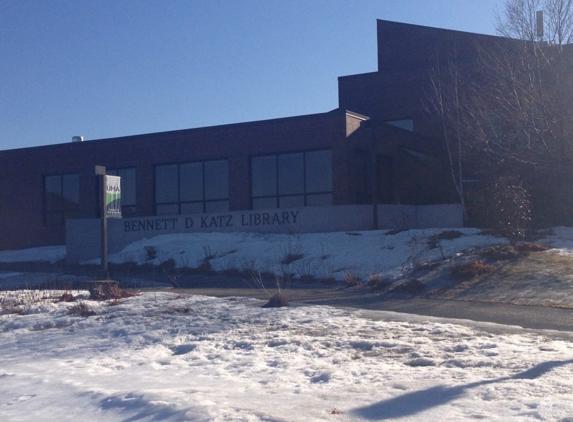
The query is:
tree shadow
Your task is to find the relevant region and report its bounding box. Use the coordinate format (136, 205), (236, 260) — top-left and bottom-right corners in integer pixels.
(351, 359), (573, 420)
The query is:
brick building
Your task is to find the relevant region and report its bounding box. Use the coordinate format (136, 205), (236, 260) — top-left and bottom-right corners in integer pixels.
(0, 20), (487, 251)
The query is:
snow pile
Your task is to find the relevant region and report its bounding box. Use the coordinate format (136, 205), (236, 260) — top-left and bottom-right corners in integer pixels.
(0, 245), (65, 264)
(1, 291), (573, 421)
(104, 228), (505, 281)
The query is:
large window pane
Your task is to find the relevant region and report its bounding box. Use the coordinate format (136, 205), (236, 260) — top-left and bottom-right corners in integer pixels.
(62, 174), (79, 206)
(253, 197), (277, 210)
(306, 193), (332, 206)
(180, 162), (203, 202)
(156, 204), (179, 215)
(278, 153), (304, 195)
(204, 160), (229, 200)
(155, 160), (229, 215)
(118, 168), (136, 206)
(181, 202), (204, 214)
(251, 155), (277, 197)
(44, 173), (80, 226)
(156, 165), (178, 204)
(279, 195), (304, 208)
(45, 175), (62, 210)
(305, 150), (332, 193)
(251, 150), (332, 210)
(205, 200), (229, 213)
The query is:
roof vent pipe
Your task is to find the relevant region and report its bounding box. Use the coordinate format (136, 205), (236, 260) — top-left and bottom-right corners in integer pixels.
(72, 136), (84, 143)
(537, 10), (544, 39)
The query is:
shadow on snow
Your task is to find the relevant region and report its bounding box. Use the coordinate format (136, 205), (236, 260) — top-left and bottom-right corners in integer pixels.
(351, 359), (573, 420)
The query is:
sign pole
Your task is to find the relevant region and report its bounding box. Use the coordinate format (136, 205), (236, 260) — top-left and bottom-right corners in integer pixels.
(95, 165), (108, 277)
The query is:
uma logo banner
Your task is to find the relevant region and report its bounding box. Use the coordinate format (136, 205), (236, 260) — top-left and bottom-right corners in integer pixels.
(105, 175), (122, 219)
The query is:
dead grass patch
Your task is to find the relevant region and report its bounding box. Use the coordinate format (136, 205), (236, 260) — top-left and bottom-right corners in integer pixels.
(480, 243), (550, 261)
(57, 292), (76, 302)
(68, 301), (96, 317)
(343, 271), (362, 287)
(390, 277), (424, 294)
(450, 259), (491, 280)
(88, 281), (137, 300)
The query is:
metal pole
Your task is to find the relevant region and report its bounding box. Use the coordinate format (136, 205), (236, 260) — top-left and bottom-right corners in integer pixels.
(102, 174), (108, 276)
(95, 165), (108, 277)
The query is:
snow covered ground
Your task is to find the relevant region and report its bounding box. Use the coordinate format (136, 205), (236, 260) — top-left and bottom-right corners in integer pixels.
(2, 228), (573, 421)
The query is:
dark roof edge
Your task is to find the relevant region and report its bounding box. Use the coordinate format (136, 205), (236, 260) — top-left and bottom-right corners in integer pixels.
(376, 18), (507, 41)
(0, 109), (342, 154)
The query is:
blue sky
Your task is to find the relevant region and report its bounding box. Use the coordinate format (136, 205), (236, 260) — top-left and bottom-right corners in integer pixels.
(0, 0), (506, 150)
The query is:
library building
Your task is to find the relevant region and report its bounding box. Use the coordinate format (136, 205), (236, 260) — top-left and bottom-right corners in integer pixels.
(0, 20), (489, 261)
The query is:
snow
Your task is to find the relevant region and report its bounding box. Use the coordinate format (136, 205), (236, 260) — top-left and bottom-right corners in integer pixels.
(102, 228), (505, 282)
(2, 228), (573, 421)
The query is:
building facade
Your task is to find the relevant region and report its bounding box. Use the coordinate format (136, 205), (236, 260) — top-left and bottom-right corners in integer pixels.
(0, 20), (489, 251)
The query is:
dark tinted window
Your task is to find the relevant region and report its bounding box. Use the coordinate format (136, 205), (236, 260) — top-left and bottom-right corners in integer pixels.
(251, 150), (332, 209)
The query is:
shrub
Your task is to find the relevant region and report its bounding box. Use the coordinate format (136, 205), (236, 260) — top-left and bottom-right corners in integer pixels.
(473, 176), (531, 245)
(343, 271), (362, 287)
(262, 293), (289, 308)
(368, 277), (393, 291)
(196, 259), (213, 274)
(144, 246), (158, 261)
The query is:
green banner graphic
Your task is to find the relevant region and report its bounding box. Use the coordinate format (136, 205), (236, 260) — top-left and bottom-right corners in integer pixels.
(106, 175), (122, 219)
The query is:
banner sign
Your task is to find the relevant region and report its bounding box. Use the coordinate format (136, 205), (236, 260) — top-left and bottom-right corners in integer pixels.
(105, 175), (122, 219)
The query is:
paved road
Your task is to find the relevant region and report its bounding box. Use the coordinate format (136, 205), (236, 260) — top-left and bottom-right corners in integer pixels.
(162, 278), (573, 334)
(4, 270), (573, 335)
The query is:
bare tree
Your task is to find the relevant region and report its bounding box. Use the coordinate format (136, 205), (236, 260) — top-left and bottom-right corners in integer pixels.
(428, 0), (573, 227)
(427, 49), (466, 217)
(496, 0), (573, 45)
(496, 0), (543, 41)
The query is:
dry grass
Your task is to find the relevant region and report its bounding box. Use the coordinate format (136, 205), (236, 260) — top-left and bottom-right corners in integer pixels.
(68, 301), (96, 317)
(88, 281), (137, 300)
(343, 271), (362, 287)
(480, 243), (550, 261)
(450, 259), (492, 280)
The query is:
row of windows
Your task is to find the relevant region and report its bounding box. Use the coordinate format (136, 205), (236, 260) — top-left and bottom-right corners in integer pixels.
(155, 160), (229, 215)
(43, 150), (333, 226)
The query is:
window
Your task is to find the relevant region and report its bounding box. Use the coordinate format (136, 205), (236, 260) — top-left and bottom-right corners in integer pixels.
(386, 119), (414, 132)
(107, 168), (137, 217)
(251, 150), (332, 209)
(44, 173), (80, 226)
(155, 160), (229, 215)
(354, 149), (393, 204)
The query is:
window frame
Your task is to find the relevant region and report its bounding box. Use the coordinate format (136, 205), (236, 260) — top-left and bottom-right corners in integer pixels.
(44, 173), (80, 226)
(250, 149), (333, 209)
(155, 159), (229, 215)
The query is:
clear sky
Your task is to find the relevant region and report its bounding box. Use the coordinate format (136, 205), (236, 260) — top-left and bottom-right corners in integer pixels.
(0, 0), (506, 150)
